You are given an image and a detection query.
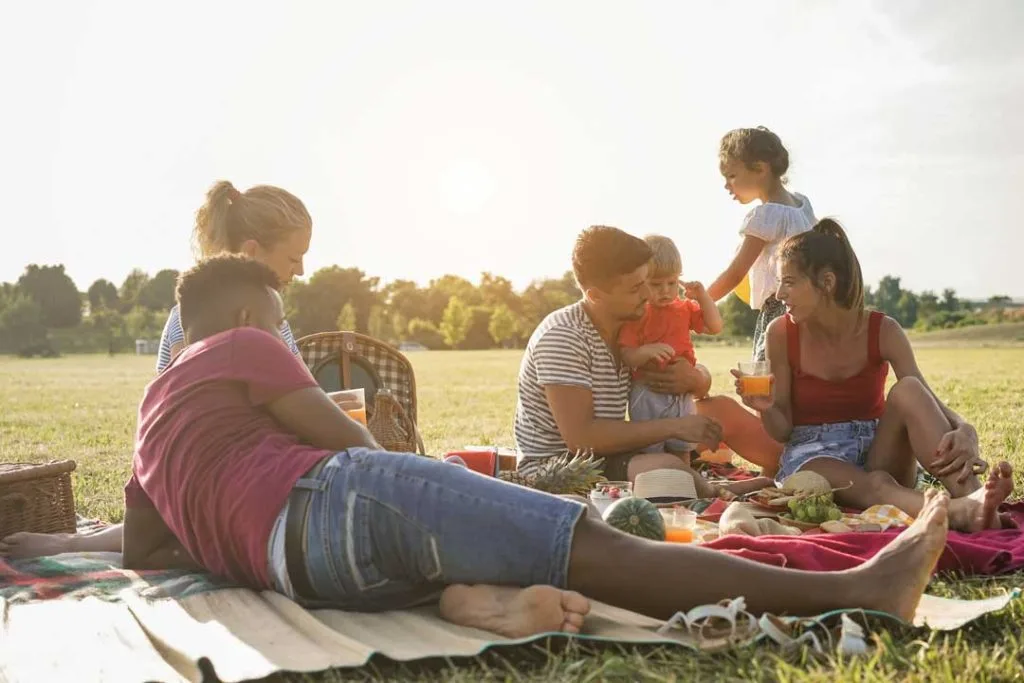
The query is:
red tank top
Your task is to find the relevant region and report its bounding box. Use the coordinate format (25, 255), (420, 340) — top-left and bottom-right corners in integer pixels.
(788, 311), (889, 426)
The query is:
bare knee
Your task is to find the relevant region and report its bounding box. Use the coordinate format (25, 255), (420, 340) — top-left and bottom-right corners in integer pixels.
(865, 469), (898, 489)
(886, 376), (927, 414)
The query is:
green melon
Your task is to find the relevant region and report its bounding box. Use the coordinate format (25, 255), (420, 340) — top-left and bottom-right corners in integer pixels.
(602, 497), (666, 541)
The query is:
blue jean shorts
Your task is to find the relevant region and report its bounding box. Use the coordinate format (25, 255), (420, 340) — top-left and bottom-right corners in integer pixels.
(776, 420), (879, 485)
(267, 448), (586, 611)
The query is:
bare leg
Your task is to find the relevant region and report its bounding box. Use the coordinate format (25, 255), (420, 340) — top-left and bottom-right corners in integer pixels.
(696, 396), (783, 478)
(801, 458), (1014, 533)
(439, 585), (591, 638)
(566, 489), (950, 620)
(867, 377), (979, 496)
(0, 523), (124, 558)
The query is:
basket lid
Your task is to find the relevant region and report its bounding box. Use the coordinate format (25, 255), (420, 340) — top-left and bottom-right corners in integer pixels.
(0, 460), (77, 484)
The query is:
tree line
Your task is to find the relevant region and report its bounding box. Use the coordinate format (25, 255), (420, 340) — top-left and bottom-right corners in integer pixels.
(0, 263), (1018, 356)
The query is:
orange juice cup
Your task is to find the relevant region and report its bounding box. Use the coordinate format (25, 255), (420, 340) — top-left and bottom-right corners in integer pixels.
(664, 507), (696, 543)
(737, 360), (772, 397)
(327, 388), (368, 426)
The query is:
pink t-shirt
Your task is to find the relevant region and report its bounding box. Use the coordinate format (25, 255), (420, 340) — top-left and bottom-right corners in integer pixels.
(124, 327), (332, 588)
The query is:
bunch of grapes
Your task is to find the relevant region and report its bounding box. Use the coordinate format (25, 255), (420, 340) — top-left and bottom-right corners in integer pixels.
(787, 493), (842, 524)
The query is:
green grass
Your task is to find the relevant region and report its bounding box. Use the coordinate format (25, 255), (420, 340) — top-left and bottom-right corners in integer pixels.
(2, 345), (1024, 681)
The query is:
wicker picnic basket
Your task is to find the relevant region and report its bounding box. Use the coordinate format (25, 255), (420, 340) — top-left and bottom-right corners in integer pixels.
(0, 460), (77, 539)
(298, 331), (427, 455)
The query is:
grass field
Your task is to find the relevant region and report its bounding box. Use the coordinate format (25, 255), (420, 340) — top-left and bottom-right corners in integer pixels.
(2, 343), (1024, 681)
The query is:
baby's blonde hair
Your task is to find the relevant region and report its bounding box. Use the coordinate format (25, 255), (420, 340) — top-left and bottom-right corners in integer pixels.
(192, 180), (312, 258)
(643, 234), (682, 279)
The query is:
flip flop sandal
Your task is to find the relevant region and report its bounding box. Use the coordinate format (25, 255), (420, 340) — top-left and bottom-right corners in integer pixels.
(657, 597), (759, 650)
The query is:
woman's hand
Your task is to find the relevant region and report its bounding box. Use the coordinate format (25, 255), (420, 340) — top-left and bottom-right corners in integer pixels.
(933, 424), (986, 483)
(730, 368), (774, 413)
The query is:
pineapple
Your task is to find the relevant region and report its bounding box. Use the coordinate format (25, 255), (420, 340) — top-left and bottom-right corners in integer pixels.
(500, 449), (607, 495)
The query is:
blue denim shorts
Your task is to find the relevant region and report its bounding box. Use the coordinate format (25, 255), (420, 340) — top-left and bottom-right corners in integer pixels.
(267, 448), (586, 611)
(776, 420), (879, 485)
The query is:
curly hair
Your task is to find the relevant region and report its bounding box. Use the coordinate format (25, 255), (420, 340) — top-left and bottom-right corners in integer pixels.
(176, 254), (281, 333)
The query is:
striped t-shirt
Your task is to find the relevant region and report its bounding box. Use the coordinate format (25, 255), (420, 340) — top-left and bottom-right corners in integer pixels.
(156, 304), (300, 373)
(513, 301), (630, 462)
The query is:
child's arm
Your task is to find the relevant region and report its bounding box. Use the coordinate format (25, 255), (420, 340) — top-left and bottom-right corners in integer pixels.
(682, 281), (723, 335)
(621, 343), (676, 369)
(707, 235), (766, 302)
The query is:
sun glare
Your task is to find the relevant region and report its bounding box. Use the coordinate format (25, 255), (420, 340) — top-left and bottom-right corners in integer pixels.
(438, 159), (495, 215)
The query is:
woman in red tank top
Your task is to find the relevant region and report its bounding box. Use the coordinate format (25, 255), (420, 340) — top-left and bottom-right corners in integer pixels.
(732, 219), (1013, 533)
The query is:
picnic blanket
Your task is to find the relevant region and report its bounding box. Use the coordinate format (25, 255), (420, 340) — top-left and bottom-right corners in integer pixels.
(703, 502), (1024, 576)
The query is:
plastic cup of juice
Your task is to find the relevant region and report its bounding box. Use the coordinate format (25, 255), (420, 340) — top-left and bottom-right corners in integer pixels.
(737, 360), (772, 397)
(327, 388), (367, 426)
(664, 507), (697, 543)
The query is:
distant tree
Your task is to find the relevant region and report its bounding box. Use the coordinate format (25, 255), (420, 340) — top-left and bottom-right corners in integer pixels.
(873, 275), (903, 320)
(440, 296), (472, 348)
(119, 269), (150, 313)
(479, 273), (522, 313)
(0, 294), (47, 353)
(367, 305), (391, 341)
(462, 306), (494, 350)
(896, 291), (919, 328)
(987, 295), (1012, 308)
(87, 279), (120, 312)
(285, 266), (381, 337)
(17, 264), (82, 328)
(336, 302), (357, 331)
(136, 269), (179, 311)
(918, 290), (939, 320)
(719, 294), (758, 337)
(407, 318), (446, 350)
(941, 288), (959, 312)
(489, 304), (519, 347)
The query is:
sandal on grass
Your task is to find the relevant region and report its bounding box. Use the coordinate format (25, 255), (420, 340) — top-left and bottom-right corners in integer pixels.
(759, 612), (870, 656)
(657, 597), (759, 651)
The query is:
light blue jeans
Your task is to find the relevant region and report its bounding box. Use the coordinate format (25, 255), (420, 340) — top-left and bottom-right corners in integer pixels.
(776, 419), (879, 485)
(267, 448), (586, 611)
(628, 384), (697, 453)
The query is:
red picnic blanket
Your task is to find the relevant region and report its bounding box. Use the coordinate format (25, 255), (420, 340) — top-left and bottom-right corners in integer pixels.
(702, 502), (1024, 576)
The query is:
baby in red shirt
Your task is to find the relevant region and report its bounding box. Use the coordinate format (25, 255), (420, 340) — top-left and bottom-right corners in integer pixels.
(618, 235), (723, 454)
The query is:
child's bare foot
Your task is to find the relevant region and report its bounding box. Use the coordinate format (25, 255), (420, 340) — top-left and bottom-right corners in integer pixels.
(0, 532), (77, 559)
(949, 461), (1014, 532)
(857, 488), (949, 621)
(439, 584), (591, 638)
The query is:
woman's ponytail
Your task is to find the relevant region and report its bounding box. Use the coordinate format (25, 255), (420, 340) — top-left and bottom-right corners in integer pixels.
(779, 218), (865, 310)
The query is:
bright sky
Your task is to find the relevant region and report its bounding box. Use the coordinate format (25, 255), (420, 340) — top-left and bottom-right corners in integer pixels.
(2, 0), (1021, 299)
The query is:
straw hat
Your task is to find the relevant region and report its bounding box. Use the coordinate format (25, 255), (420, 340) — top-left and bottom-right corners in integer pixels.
(633, 468), (697, 502)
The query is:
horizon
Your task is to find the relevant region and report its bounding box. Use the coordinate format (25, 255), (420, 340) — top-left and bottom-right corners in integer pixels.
(2, 1), (1022, 300)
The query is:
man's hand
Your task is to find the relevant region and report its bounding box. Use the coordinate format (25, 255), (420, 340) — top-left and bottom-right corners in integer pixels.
(638, 360), (712, 399)
(675, 415), (722, 446)
(933, 424), (986, 483)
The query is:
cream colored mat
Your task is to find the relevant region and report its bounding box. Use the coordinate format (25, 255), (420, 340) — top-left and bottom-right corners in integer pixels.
(0, 588), (691, 683)
(1, 585), (1016, 683)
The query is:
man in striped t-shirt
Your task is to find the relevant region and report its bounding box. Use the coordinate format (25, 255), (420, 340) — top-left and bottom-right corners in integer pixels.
(514, 226), (722, 483)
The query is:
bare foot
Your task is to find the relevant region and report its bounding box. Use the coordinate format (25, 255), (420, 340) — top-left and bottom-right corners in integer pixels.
(439, 584), (591, 638)
(949, 461), (1014, 532)
(857, 489), (949, 621)
(0, 532), (78, 559)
